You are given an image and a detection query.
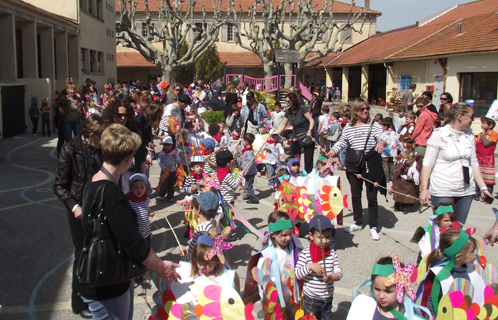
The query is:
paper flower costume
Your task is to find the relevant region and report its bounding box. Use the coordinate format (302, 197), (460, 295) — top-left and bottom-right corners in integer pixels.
(385, 253), (417, 303)
(204, 227), (233, 265)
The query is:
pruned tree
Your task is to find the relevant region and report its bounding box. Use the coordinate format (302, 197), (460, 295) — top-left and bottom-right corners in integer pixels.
(117, 0), (230, 83)
(230, 0), (368, 78)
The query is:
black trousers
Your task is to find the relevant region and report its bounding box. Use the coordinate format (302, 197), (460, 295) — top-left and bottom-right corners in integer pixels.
(31, 118), (39, 134)
(346, 172), (379, 228)
(159, 171), (177, 199)
(290, 141), (314, 174)
(65, 209), (88, 312)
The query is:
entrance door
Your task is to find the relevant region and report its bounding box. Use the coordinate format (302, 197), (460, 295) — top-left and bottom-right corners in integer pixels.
(434, 75), (444, 105)
(1, 85), (25, 138)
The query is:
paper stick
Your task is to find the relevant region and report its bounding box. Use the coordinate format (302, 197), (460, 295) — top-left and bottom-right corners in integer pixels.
(318, 219), (329, 292)
(165, 217), (183, 252)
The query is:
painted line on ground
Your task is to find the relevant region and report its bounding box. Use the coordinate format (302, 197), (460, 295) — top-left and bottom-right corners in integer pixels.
(0, 197), (59, 212)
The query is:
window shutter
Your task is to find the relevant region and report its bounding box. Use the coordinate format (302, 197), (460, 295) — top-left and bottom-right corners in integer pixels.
(221, 24), (227, 42)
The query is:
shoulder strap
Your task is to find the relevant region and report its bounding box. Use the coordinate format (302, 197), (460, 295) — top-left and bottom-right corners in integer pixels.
(363, 121), (375, 151)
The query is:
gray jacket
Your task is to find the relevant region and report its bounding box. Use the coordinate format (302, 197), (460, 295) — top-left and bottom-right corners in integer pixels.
(242, 148), (257, 176)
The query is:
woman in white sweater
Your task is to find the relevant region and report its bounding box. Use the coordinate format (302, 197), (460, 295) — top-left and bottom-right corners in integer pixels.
(419, 102), (492, 223)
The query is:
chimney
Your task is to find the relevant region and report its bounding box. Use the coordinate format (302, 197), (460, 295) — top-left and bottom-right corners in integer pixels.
(365, 0), (370, 9)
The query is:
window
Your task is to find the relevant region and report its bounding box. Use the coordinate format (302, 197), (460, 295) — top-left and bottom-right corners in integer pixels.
(90, 50), (96, 72)
(339, 27), (353, 43)
(81, 48), (86, 71)
(15, 29), (23, 78)
(88, 0), (93, 15)
(98, 52), (103, 72)
(96, 0), (103, 19)
(398, 75), (412, 92)
(460, 72), (498, 117)
(227, 23), (234, 41)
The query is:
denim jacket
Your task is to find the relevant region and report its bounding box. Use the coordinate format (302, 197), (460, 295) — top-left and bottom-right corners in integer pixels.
(240, 103), (271, 127)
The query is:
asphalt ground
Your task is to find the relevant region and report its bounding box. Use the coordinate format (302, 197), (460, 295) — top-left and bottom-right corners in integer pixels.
(1, 106), (497, 320)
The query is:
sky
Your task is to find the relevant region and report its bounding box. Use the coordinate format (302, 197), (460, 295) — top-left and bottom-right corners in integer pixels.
(372, 0), (468, 32)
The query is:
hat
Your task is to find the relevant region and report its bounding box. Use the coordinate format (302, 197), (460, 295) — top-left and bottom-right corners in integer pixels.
(185, 122), (193, 129)
(200, 138), (215, 150)
(233, 125), (242, 132)
(129, 173), (152, 196)
(178, 94), (192, 104)
(197, 234), (214, 247)
(216, 150), (233, 162)
(269, 129), (279, 136)
(193, 192), (220, 212)
(162, 136), (173, 144)
(309, 215), (333, 232)
(190, 155), (205, 163)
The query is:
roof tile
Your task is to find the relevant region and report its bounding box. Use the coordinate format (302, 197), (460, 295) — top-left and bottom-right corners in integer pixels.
(116, 52), (156, 67)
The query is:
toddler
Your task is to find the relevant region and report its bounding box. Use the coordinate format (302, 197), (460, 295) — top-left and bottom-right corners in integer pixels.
(182, 156), (205, 195)
(200, 138), (217, 176)
(318, 105), (331, 154)
(326, 111), (341, 150)
(241, 133), (259, 204)
(208, 123), (227, 151)
(476, 117), (497, 195)
(158, 136), (177, 202)
(398, 112), (416, 142)
(393, 106), (405, 134)
(270, 102), (285, 128)
(380, 117), (403, 182)
(263, 130), (284, 190)
(176, 129), (193, 168)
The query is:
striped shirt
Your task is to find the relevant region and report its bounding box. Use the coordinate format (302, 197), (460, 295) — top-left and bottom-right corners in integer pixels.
(159, 103), (181, 133)
(203, 153), (217, 176)
(128, 199), (151, 239)
(158, 149), (177, 172)
(183, 220), (214, 262)
(215, 173), (242, 202)
(295, 247), (343, 300)
(331, 121), (386, 154)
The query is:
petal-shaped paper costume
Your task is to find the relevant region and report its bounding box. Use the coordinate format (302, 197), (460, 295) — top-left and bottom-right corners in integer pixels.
(204, 227), (234, 264)
(384, 253), (417, 303)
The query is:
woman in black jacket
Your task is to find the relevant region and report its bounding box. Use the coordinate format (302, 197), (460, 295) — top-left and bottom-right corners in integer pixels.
(224, 84), (238, 118)
(310, 90), (323, 144)
(53, 114), (106, 318)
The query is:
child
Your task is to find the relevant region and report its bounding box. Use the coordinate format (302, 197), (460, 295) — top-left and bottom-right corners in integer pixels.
(208, 123), (227, 151)
(227, 126), (242, 154)
(388, 139), (422, 213)
(183, 192), (219, 261)
(326, 111), (341, 150)
(185, 122), (201, 149)
(413, 202), (458, 263)
(476, 117), (497, 195)
(337, 106), (351, 170)
(346, 255), (428, 320)
(201, 138), (217, 176)
(176, 129), (193, 168)
(128, 173), (155, 285)
(373, 113), (383, 123)
(255, 123), (270, 177)
(274, 157), (308, 211)
(158, 136), (177, 202)
(183, 156), (205, 195)
(241, 133), (259, 204)
(380, 117), (403, 182)
(190, 234), (239, 292)
(422, 229), (484, 316)
(214, 149), (243, 205)
(263, 130), (284, 190)
(295, 215), (342, 320)
(318, 105), (331, 155)
(398, 111), (416, 143)
(270, 102), (285, 128)
(393, 106), (405, 134)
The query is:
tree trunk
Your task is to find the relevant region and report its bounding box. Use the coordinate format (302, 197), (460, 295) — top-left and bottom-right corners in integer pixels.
(263, 62), (274, 78)
(283, 63), (294, 88)
(161, 65), (175, 84)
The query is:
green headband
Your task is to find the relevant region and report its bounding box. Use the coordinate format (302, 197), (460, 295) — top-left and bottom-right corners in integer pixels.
(433, 205), (454, 217)
(268, 219), (294, 233)
(443, 230), (469, 258)
(318, 155), (327, 162)
(372, 264), (395, 277)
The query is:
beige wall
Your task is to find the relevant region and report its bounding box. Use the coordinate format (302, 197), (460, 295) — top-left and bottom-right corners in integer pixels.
(22, 0), (79, 22)
(22, 78), (53, 134)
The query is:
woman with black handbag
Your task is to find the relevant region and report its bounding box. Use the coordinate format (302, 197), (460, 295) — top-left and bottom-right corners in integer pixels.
(327, 98), (387, 241)
(276, 93), (315, 173)
(79, 124), (180, 320)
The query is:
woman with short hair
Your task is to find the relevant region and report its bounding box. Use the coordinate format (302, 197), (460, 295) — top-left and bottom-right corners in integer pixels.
(240, 91), (271, 135)
(80, 124), (180, 319)
(420, 102), (492, 224)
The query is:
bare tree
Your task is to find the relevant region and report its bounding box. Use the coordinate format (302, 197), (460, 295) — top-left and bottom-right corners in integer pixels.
(230, 0), (368, 79)
(117, 0), (230, 83)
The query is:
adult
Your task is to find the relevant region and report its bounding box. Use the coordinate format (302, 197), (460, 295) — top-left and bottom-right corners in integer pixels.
(438, 92), (453, 120)
(484, 209), (498, 246)
(29, 98), (40, 137)
(54, 114), (106, 318)
(166, 83), (184, 105)
(419, 103), (492, 224)
(421, 91), (438, 116)
(102, 97), (147, 193)
(276, 93), (315, 173)
(411, 96), (437, 156)
(225, 104), (243, 136)
(158, 94), (191, 141)
(80, 124), (180, 319)
(224, 84), (238, 118)
(401, 83), (416, 112)
(207, 96), (225, 112)
(310, 90), (323, 145)
(136, 100), (164, 174)
(327, 98), (387, 241)
(57, 84), (83, 144)
(240, 81), (249, 106)
(240, 91), (271, 135)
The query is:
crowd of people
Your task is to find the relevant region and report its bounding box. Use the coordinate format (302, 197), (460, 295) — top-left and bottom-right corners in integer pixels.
(50, 75), (498, 320)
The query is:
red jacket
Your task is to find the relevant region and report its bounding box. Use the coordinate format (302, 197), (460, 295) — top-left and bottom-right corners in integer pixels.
(411, 109), (437, 147)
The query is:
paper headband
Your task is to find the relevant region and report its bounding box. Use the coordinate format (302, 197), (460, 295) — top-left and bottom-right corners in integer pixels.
(443, 230), (469, 258)
(268, 219), (294, 233)
(372, 263), (395, 277)
(433, 205), (454, 217)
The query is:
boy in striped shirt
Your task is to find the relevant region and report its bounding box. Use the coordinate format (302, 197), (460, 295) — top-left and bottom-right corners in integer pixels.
(295, 215), (342, 320)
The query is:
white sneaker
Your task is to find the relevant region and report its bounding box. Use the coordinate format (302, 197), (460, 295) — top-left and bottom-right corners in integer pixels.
(157, 196), (166, 201)
(370, 227), (380, 241)
(344, 223), (362, 233)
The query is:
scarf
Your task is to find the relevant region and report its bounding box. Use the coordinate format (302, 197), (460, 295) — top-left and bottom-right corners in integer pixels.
(309, 241), (330, 263)
(232, 135), (240, 140)
(127, 192), (148, 202)
(212, 133), (223, 143)
(191, 172), (203, 182)
(203, 150), (213, 156)
(216, 167), (231, 184)
(269, 140), (279, 147)
(242, 146), (253, 155)
(162, 146), (175, 155)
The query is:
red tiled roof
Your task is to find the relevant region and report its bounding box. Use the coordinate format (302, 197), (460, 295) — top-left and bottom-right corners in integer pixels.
(218, 51), (262, 66)
(325, 0), (498, 67)
(305, 51), (340, 67)
(116, 52), (156, 67)
(115, 0), (380, 14)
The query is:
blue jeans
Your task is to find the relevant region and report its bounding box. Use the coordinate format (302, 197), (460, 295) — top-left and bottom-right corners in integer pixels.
(313, 115), (320, 144)
(304, 294), (333, 320)
(338, 146), (347, 166)
(431, 195), (473, 224)
(82, 281), (134, 320)
(61, 121), (81, 143)
(244, 174), (258, 200)
(266, 162), (281, 188)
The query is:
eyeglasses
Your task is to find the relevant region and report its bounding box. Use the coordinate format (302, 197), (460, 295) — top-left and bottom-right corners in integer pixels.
(175, 88), (181, 92)
(291, 163), (300, 167)
(416, 104), (424, 108)
(358, 107), (370, 112)
(464, 113), (475, 121)
(115, 113), (128, 119)
(440, 97), (448, 101)
(285, 100), (291, 103)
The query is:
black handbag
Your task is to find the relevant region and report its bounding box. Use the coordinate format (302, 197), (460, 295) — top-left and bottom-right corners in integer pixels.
(290, 108), (314, 149)
(344, 122), (374, 174)
(77, 181), (146, 286)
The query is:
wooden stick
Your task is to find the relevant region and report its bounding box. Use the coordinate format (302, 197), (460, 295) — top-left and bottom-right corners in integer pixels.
(153, 209), (184, 214)
(165, 217), (183, 252)
(318, 219), (329, 292)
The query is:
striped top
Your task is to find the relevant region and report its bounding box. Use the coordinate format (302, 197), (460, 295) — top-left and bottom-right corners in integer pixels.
(203, 153), (217, 176)
(294, 247), (343, 300)
(128, 198), (151, 239)
(331, 121), (386, 154)
(158, 149), (177, 172)
(215, 173), (243, 202)
(183, 220), (214, 262)
(158, 103), (181, 133)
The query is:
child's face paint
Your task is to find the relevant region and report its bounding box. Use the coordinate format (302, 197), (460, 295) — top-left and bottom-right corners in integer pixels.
(131, 180), (146, 198)
(272, 228), (293, 250)
(372, 276), (398, 310)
